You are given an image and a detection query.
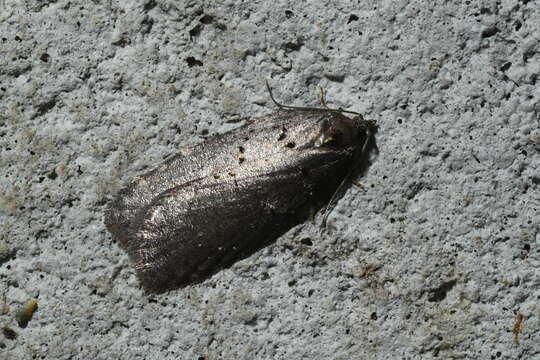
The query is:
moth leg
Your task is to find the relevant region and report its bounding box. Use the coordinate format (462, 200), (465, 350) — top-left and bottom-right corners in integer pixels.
(360, 120), (377, 154)
(321, 176), (348, 229)
(307, 203), (319, 226)
(319, 87), (329, 109)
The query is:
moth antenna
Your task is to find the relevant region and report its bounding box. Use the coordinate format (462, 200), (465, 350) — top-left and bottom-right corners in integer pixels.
(265, 80), (362, 116)
(319, 87), (328, 108)
(266, 80), (285, 109)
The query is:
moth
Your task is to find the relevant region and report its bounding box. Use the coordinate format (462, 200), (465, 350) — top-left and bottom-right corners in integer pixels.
(105, 82), (377, 293)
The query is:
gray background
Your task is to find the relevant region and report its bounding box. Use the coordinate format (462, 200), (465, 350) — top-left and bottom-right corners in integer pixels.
(1, 0), (539, 359)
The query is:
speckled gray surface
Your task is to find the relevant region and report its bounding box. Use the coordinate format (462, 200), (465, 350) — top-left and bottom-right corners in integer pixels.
(1, 0), (539, 359)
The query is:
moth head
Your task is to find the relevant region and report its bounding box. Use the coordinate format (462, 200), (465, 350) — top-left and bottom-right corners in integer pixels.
(316, 112), (361, 150)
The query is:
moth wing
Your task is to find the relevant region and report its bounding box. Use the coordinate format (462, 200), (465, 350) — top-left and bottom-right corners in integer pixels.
(105, 113), (303, 246)
(127, 167), (315, 292)
(105, 121), (260, 246)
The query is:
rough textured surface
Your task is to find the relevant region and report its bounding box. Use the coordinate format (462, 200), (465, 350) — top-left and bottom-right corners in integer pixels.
(0, 0), (538, 359)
